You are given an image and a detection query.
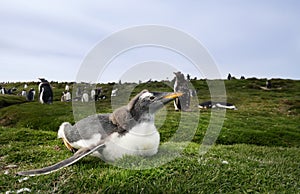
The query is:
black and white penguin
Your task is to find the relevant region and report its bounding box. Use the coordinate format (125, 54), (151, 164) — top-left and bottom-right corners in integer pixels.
(198, 101), (237, 110)
(91, 89), (96, 100)
(227, 73), (232, 80)
(21, 90), (27, 97)
(0, 86), (7, 94)
(17, 89), (182, 176)
(111, 88), (118, 97)
(7, 87), (17, 94)
(94, 87), (102, 101)
(65, 91), (71, 102)
(65, 84), (70, 91)
(38, 78), (53, 104)
(81, 91), (89, 102)
(266, 79), (272, 89)
(27, 88), (35, 101)
(173, 72), (191, 111)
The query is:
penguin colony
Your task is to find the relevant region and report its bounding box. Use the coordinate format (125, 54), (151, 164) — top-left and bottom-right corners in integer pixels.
(18, 90), (182, 176)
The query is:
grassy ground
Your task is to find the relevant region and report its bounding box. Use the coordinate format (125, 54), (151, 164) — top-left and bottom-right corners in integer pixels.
(0, 79), (299, 193)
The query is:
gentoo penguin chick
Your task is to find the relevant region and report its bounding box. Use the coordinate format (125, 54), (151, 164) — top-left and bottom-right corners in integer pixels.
(17, 90), (182, 176)
(38, 78), (53, 104)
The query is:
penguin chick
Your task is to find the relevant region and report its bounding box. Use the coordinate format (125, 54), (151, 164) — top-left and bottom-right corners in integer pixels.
(17, 90), (182, 176)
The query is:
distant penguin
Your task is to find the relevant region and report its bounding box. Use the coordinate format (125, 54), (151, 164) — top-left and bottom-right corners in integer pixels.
(38, 78), (53, 104)
(81, 92), (89, 102)
(27, 88), (35, 101)
(91, 89), (96, 101)
(61, 92), (66, 102)
(198, 101), (237, 110)
(65, 91), (71, 102)
(0, 86), (5, 94)
(173, 72), (191, 111)
(21, 90), (27, 97)
(266, 80), (272, 89)
(227, 73), (232, 80)
(7, 87), (16, 95)
(94, 87), (102, 101)
(111, 88), (118, 97)
(65, 84), (70, 91)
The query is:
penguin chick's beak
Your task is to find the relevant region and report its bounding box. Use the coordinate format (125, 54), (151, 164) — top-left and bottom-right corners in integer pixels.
(154, 92), (183, 106)
(148, 92), (183, 114)
(163, 92), (183, 99)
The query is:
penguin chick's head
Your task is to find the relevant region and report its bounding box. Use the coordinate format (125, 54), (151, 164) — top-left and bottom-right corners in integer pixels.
(129, 90), (182, 119)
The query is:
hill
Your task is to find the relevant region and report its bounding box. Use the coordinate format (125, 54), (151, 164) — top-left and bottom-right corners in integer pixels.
(1, 79), (299, 146)
(0, 78), (299, 193)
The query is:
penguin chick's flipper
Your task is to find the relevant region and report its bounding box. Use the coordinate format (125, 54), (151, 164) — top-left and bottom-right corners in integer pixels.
(17, 143), (105, 176)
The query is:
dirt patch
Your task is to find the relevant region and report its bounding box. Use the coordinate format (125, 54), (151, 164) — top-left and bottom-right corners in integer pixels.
(0, 114), (16, 126)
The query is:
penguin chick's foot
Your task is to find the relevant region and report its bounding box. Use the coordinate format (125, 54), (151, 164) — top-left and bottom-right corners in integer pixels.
(62, 138), (76, 153)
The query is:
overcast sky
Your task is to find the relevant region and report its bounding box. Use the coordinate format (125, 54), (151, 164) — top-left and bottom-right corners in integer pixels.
(0, 0), (299, 82)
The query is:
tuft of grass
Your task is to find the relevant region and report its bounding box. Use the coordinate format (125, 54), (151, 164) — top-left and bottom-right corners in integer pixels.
(0, 101), (74, 131)
(0, 95), (27, 109)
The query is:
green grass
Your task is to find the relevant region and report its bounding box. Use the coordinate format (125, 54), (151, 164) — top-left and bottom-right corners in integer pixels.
(0, 79), (299, 193)
(0, 95), (27, 109)
(1, 128), (299, 193)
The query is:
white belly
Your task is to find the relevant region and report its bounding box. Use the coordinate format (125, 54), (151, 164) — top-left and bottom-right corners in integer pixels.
(72, 134), (102, 149)
(39, 88), (44, 104)
(100, 122), (160, 162)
